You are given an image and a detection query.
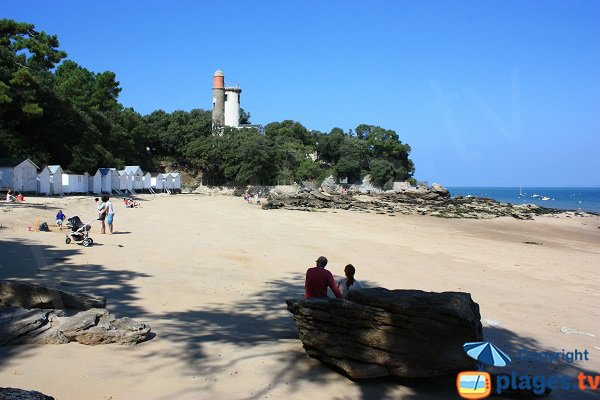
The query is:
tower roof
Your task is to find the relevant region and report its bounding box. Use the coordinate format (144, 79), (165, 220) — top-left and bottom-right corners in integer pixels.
(214, 70), (224, 77)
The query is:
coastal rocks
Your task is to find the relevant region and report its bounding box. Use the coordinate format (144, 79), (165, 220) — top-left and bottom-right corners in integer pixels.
(286, 288), (482, 379)
(0, 388), (55, 400)
(320, 176), (341, 194)
(0, 280), (150, 346)
(0, 280), (106, 311)
(430, 183), (450, 197)
(0, 307), (151, 345)
(263, 185), (567, 219)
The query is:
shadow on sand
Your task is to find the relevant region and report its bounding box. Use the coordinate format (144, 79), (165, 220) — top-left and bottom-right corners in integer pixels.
(151, 272), (599, 399)
(0, 237), (153, 370)
(1, 239), (597, 399)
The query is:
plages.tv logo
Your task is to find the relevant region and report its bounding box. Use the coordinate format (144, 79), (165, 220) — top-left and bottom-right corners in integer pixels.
(457, 341), (511, 399)
(457, 371), (491, 399)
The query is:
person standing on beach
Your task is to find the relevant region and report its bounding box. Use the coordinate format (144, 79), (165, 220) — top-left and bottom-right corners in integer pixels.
(305, 256), (342, 299)
(337, 264), (364, 298)
(96, 197), (106, 234)
(101, 195), (115, 234)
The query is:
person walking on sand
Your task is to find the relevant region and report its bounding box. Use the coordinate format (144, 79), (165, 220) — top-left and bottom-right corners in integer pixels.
(305, 256), (342, 299)
(56, 210), (66, 230)
(337, 264), (364, 298)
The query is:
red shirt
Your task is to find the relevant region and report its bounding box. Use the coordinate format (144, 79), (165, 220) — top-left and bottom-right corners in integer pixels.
(305, 267), (342, 299)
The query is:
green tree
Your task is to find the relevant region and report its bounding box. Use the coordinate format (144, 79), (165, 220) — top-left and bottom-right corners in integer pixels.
(295, 159), (322, 182)
(369, 159), (397, 187)
(333, 137), (368, 183)
(0, 19), (66, 118)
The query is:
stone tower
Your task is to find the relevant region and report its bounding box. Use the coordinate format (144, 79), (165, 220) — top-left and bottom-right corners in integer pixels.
(212, 70), (225, 127)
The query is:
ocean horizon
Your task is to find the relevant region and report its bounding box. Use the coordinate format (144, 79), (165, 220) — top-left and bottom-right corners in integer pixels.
(447, 187), (600, 214)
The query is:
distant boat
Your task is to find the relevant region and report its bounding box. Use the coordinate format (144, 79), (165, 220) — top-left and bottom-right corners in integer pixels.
(519, 187), (525, 197)
(532, 194), (540, 198)
(541, 196), (550, 201)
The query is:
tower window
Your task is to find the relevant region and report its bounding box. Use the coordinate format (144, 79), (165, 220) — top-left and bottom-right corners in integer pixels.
(225, 94), (228, 101)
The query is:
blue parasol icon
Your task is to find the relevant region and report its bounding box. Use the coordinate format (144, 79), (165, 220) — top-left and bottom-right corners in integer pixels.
(463, 341), (511, 369)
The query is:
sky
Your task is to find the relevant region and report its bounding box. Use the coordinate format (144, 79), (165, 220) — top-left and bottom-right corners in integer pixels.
(3, 0), (599, 186)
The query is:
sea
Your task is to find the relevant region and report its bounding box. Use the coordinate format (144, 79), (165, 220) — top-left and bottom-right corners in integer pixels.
(446, 187), (600, 214)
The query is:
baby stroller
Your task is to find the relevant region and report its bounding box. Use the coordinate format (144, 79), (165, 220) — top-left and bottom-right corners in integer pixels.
(65, 216), (94, 247)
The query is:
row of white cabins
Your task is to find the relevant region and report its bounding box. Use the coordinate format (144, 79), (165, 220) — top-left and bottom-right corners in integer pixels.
(0, 159), (181, 195)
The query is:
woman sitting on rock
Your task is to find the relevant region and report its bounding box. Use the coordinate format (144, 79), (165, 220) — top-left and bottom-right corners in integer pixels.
(337, 264), (364, 298)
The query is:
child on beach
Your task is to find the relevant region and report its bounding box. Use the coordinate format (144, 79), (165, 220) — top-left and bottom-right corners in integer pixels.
(56, 210), (66, 230)
(6, 190), (16, 202)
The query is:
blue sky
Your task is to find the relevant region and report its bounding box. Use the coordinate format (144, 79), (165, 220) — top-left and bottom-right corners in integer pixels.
(4, 1), (599, 186)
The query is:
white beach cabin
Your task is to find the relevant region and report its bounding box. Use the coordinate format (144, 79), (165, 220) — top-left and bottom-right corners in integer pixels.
(170, 172), (182, 192)
(37, 165), (64, 195)
(151, 173), (164, 191)
(37, 167), (51, 195)
(0, 159), (39, 193)
(117, 170), (132, 193)
(62, 172), (89, 194)
(124, 166), (144, 191)
(162, 173), (175, 192)
(143, 172), (152, 191)
(94, 168), (118, 194)
(48, 165), (64, 195)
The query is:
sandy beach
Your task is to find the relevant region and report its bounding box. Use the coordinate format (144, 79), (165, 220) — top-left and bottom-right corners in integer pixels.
(1, 194), (599, 399)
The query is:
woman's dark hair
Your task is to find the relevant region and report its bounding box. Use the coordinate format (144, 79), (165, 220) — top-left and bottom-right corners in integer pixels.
(101, 195), (109, 202)
(344, 264), (356, 288)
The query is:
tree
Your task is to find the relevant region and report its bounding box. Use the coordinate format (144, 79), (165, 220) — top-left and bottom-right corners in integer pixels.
(0, 19), (66, 117)
(295, 159), (322, 182)
(316, 127), (346, 164)
(333, 137), (368, 183)
(239, 108), (251, 124)
(369, 159), (397, 187)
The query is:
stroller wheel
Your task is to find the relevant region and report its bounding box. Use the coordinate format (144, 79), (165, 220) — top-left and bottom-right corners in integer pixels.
(88, 238), (94, 245)
(82, 238), (92, 247)
(65, 237), (71, 244)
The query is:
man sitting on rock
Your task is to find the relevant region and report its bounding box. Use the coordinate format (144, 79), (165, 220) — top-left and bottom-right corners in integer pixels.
(305, 256), (342, 299)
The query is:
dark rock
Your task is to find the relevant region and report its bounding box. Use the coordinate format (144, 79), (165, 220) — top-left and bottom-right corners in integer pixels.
(0, 280), (106, 311)
(0, 307), (150, 346)
(286, 288), (482, 379)
(261, 185), (575, 220)
(0, 388), (55, 400)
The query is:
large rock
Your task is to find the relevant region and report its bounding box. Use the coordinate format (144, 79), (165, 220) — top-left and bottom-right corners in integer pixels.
(0, 307), (150, 346)
(0, 388), (54, 400)
(320, 175), (341, 195)
(286, 288), (482, 379)
(0, 280), (105, 311)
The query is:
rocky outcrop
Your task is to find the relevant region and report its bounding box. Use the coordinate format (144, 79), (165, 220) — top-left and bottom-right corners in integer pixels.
(0, 388), (54, 400)
(0, 280), (106, 310)
(263, 184), (573, 220)
(0, 307), (150, 345)
(286, 288), (482, 379)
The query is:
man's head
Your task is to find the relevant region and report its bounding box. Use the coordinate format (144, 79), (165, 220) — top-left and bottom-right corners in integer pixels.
(316, 256), (328, 268)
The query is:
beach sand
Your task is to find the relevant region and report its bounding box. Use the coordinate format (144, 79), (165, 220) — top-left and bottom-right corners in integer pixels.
(1, 195), (599, 399)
